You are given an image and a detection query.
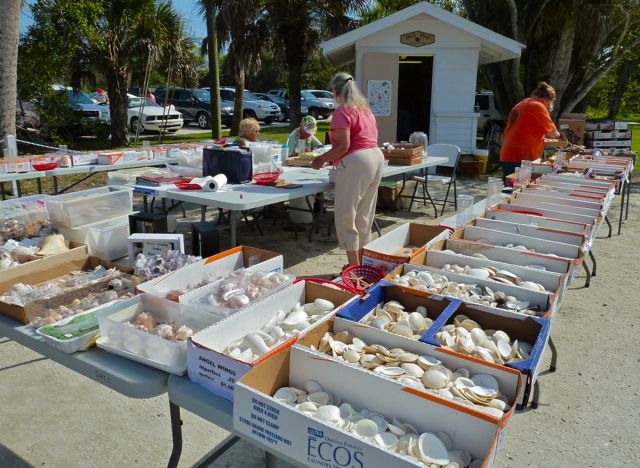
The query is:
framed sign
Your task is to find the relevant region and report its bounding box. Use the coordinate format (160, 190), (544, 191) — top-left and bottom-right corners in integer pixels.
(401, 31), (435, 47)
(367, 80), (392, 117)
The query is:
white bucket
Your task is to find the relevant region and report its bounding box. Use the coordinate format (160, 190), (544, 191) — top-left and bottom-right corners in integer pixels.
(289, 197), (314, 224)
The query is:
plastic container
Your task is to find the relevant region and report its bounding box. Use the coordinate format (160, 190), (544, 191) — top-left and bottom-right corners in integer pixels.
(455, 194), (474, 228)
(96, 294), (217, 374)
(341, 265), (384, 295)
(56, 215), (130, 260)
(472, 148), (489, 174)
(289, 197), (313, 224)
(0, 194), (51, 225)
(47, 187), (133, 228)
(36, 307), (104, 353)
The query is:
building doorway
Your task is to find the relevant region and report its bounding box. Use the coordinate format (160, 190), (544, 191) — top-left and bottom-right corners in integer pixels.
(396, 55), (433, 141)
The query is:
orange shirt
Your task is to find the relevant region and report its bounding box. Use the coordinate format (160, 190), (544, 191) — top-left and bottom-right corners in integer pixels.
(500, 98), (556, 163)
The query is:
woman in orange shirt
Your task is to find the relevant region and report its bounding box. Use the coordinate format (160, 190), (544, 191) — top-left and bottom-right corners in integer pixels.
(500, 82), (567, 180)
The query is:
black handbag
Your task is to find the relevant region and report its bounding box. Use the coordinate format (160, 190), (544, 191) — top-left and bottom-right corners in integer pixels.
(203, 146), (253, 184)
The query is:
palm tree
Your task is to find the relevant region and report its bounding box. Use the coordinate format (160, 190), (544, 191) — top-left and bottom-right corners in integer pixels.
(0, 0), (23, 141)
(267, 0), (364, 130)
(197, 0), (222, 139)
(219, 0), (270, 135)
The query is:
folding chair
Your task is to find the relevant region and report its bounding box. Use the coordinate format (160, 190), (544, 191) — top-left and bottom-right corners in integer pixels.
(409, 143), (462, 216)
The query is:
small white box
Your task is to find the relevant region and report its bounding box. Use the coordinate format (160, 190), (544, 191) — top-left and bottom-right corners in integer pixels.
(136, 246), (283, 299)
(127, 233), (185, 266)
(97, 294), (218, 374)
(497, 201), (598, 225)
(188, 281), (356, 400)
(614, 121), (628, 130)
(70, 152), (99, 166)
(97, 150), (149, 165)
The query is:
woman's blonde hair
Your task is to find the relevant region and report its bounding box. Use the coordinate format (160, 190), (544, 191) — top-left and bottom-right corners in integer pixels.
(531, 82), (556, 101)
(239, 118), (260, 136)
(329, 72), (370, 110)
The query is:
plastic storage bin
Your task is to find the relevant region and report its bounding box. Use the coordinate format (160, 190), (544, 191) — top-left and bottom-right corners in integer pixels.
(0, 194), (51, 225)
(97, 294), (218, 374)
(56, 215), (130, 260)
(46, 187), (133, 228)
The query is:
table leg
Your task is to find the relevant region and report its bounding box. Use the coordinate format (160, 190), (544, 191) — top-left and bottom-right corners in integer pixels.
(143, 195), (149, 213)
(162, 198), (167, 214)
(0, 182), (5, 200)
(36, 178), (42, 194)
(53, 176), (59, 194)
(589, 250), (597, 277)
(625, 177), (631, 220)
(194, 435), (240, 467)
(230, 210), (239, 247)
(548, 336), (558, 372)
(167, 402), (183, 468)
(582, 260), (591, 288)
(16, 181), (22, 198)
(201, 206), (206, 222)
(266, 451), (278, 468)
(530, 380), (541, 410)
(617, 181), (625, 235)
(605, 215), (612, 238)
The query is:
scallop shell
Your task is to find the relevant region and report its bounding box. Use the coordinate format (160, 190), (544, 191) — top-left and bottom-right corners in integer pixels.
(316, 405), (341, 423)
(374, 432), (398, 449)
(422, 369), (449, 389)
(417, 355), (441, 370)
(305, 380), (323, 393)
(314, 298), (335, 311)
(418, 432), (450, 466)
(354, 419), (379, 438)
(343, 346), (362, 363)
(401, 363), (424, 377)
(274, 387), (298, 404)
(471, 373), (499, 392)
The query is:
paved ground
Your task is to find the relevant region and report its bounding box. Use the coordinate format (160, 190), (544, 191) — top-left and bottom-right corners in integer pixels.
(0, 176), (638, 467)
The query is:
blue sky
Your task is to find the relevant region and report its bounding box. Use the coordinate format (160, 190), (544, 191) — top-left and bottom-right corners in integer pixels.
(20, 0), (208, 39)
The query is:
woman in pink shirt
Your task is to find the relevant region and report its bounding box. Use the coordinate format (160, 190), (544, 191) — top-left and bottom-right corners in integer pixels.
(312, 72), (384, 267)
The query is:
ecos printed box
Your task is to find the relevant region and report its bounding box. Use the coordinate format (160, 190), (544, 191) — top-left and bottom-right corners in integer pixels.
(234, 344), (511, 468)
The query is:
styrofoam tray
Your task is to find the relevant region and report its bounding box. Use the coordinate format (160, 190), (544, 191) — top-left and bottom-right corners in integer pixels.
(96, 337), (186, 374)
(35, 307), (105, 354)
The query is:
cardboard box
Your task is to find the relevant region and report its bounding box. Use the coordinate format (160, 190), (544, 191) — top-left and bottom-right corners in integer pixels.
(384, 263), (557, 320)
(97, 150), (149, 165)
(0, 250), (135, 323)
(234, 345), (508, 468)
(496, 200), (598, 226)
(471, 218), (586, 248)
(520, 185), (606, 203)
(127, 233), (185, 266)
(427, 238), (573, 275)
(558, 119), (585, 145)
(484, 207), (590, 236)
(614, 121), (628, 130)
(337, 283), (460, 326)
(506, 194), (602, 219)
(0, 159), (32, 173)
(70, 152), (99, 166)
(136, 246), (282, 299)
(297, 318), (523, 422)
(188, 281), (356, 400)
(361, 223), (450, 273)
(593, 139), (631, 148)
(421, 302), (550, 409)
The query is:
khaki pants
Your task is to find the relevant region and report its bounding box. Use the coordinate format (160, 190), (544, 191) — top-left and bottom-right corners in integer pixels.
(334, 147), (385, 251)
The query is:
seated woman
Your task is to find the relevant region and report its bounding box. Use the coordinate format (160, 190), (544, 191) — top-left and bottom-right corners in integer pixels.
(233, 118), (260, 147)
(286, 116), (323, 157)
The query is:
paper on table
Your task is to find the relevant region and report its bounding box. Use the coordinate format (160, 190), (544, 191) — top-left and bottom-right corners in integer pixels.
(191, 174), (227, 192)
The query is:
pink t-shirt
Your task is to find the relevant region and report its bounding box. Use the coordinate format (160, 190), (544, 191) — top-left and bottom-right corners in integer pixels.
(330, 105), (378, 158)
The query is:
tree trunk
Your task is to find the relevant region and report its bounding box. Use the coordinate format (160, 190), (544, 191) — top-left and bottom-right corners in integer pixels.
(206, 4), (222, 139)
(231, 66), (244, 135)
(288, 60), (304, 131)
(608, 59), (633, 120)
(106, 66), (130, 147)
(0, 0), (22, 141)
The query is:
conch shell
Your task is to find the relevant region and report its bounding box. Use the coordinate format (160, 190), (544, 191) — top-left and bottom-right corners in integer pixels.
(37, 234), (69, 256)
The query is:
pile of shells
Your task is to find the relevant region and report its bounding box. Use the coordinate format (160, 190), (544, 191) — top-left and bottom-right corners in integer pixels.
(274, 380), (483, 467)
(441, 263), (548, 293)
(441, 249), (549, 272)
(435, 314), (534, 365)
(223, 299), (335, 362)
(362, 301), (433, 340)
(391, 270), (542, 316)
(312, 331), (510, 418)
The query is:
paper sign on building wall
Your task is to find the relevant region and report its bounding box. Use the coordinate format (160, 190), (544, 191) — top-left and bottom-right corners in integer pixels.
(368, 80), (392, 116)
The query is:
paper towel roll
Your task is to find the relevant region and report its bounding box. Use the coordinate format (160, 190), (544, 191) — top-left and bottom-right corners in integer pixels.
(191, 174), (227, 192)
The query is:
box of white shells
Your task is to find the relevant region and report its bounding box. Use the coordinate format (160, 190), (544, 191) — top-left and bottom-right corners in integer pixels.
(234, 344), (510, 468)
(187, 281), (357, 400)
(361, 223), (450, 274)
(136, 246), (283, 301)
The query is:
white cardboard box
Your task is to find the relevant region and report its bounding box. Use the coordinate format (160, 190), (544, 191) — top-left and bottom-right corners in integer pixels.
(496, 201), (597, 225)
(507, 196), (601, 218)
(461, 225), (581, 260)
(514, 191), (604, 211)
(484, 209), (589, 236)
(70, 152), (99, 166)
(472, 218), (585, 247)
(234, 345), (507, 468)
(127, 233), (185, 266)
(187, 281), (356, 400)
(361, 223), (450, 273)
(136, 246), (282, 299)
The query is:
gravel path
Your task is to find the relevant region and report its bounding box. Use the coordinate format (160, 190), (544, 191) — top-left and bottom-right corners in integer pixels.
(0, 177), (638, 468)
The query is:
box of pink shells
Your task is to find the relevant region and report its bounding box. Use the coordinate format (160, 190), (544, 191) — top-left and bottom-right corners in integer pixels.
(96, 294), (217, 375)
(234, 339), (515, 467)
(187, 281), (357, 400)
(136, 245), (282, 301)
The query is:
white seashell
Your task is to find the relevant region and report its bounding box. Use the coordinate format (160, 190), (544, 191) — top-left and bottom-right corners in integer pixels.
(401, 363), (424, 377)
(354, 419), (379, 438)
(422, 369), (449, 389)
(466, 268), (490, 279)
(390, 323), (414, 338)
(418, 432), (450, 466)
(470, 327), (488, 346)
(374, 432), (398, 449)
(487, 398), (510, 411)
(388, 423), (406, 437)
(282, 309), (309, 330)
(476, 347), (496, 363)
(471, 373), (499, 392)
(314, 298), (335, 311)
(343, 346), (361, 363)
(245, 333), (270, 356)
(296, 401), (318, 414)
(417, 355), (441, 370)
(307, 391), (332, 406)
(375, 366), (404, 378)
(436, 431), (453, 450)
(496, 339), (512, 360)
(316, 405), (341, 423)
(448, 449), (472, 467)
(397, 352), (418, 363)
(274, 387), (298, 404)
(492, 330), (510, 344)
(408, 312), (427, 332)
(369, 316), (390, 330)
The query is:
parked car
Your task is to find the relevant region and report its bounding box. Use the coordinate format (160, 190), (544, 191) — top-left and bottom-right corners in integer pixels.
(154, 87), (233, 129)
(127, 94), (183, 133)
(55, 87), (111, 124)
(254, 93), (308, 121)
(301, 90), (336, 119)
(219, 88), (281, 124)
(474, 91), (505, 148)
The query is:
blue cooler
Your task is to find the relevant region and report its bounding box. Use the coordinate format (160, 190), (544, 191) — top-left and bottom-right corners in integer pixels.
(203, 146), (252, 184)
